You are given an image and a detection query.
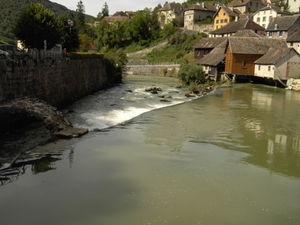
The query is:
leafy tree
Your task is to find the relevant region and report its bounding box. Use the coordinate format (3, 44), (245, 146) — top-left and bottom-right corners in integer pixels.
(75, 0), (86, 33)
(79, 33), (91, 51)
(12, 3), (62, 51)
(161, 23), (176, 43)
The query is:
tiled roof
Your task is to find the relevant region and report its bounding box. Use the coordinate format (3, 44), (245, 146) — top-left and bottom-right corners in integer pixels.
(228, 37), (287, 54)
(198, 41), (227, 66)
(184, 3), (217, 12)
(194, 37), (227, 49)
(254, 47), (296, 64)
(228, 0), (251, 7)
(286, 30), (300, 42)
(233, 29), (261, 37)
(210, 19), (265, 35)
(158, 2), (183, 14)
(112, 11), (128, 17)
(103, 16), (128, 23)
(255, 4), (292, 15)
(266, 15), (300, 31)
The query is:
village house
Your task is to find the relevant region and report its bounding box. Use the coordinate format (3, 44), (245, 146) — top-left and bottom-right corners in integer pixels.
(157, 2), (184, 28)
(210, 18), (265, 37)
(183, 2), (217, 30)
(251, 4), (292, 29)
(227, 0), (264, 14)
(254, 47), (300, 81)
(266, 15), (300, 39)
(213, 6), (239, 30)
(286, 29), (300, 53)
(198, 30), (261, 79)
(224, 36), (287, 76)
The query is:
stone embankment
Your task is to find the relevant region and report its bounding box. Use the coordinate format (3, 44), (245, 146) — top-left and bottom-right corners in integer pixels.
(0, 57), (117, 136)
(286, 78), (300, 91)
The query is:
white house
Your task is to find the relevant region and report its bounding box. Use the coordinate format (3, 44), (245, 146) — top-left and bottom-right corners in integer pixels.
(254, 47), (300, 80)
(265, 0), (299, 13)
(266, 15), (300, 39)
(252, 4), (292, 29)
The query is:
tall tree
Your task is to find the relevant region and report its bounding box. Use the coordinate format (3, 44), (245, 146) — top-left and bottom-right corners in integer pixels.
(12, 3), (62, 51)
(102, 2), (109, 17)
(75, 0), (86, 33)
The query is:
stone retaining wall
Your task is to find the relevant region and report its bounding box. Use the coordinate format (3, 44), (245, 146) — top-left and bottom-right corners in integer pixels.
(0, 58), (110, 108)
(126, 64), (180, 77)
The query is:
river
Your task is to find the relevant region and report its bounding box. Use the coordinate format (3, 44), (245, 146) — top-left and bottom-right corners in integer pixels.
(0, 75), (299, 225)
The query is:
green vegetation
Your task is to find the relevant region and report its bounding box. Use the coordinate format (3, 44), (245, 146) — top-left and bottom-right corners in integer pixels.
(146, 30), (206, 64)
(12, 3), (62, 50)
(178, 62), (206, 85)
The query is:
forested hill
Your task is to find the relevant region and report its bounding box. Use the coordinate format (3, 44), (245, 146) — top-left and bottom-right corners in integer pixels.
(0, 0), (82, 43)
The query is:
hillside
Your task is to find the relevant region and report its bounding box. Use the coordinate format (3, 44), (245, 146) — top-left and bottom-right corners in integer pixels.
(0, 0), (87, 43)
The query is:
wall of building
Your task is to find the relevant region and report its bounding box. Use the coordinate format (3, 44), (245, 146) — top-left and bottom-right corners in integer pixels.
(0, 58), (112, 108)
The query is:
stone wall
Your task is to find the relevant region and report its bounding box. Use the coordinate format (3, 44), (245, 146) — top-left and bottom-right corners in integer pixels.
(0, 58), (110, 108)
(126, 64), (180, 77)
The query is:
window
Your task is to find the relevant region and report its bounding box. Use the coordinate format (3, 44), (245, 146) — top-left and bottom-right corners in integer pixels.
(263, 17), (266, 22)
(262, 24), (265, 28)
(223, 13), (226, 16)
(220, 19), (223, 23)
(224, 19), (228, 23)
(290, 42), (293, 47)
(242, 61), (246, 67)
(258, 65), (261, 70)
(268, 66), (271, 71)
(278, 31), (283, 36)
(256, 17), (260, 22)
(216, 25), (218, 29)
(216, 20), (219, 24)
(268, 31), (272, 37)
(269, 16), (272, 21)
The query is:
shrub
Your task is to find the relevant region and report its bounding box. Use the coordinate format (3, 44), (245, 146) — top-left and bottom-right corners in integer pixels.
(177, 63), (206, 85)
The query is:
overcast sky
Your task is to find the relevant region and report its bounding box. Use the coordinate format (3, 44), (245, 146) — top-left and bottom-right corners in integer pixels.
(52, 0), (185, 17)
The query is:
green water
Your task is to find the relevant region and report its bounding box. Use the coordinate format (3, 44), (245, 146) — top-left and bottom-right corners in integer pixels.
(0, 78), (299, 225)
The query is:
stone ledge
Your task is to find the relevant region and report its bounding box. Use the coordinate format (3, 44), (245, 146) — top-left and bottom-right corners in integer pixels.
(53, 127), (89, 138)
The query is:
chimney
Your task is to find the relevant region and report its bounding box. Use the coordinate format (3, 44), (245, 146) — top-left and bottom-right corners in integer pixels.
(281, 6), (284, 12)
(275, 24), (278, 30)
(202, 2), (205, 8)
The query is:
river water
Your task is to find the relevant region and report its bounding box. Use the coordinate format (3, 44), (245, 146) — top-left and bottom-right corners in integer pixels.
(0, 75), (299, 225)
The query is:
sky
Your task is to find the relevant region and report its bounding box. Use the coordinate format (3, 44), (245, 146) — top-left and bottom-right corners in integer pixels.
(52, 0), (185, 17)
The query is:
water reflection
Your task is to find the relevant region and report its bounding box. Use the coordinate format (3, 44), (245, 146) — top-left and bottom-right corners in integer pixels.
(0, 146), (74, 186)
(139, 84), (300, 178)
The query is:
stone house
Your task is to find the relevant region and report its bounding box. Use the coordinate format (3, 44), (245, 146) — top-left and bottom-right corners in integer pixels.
(210, 18), (265, 37)
(266, 15), (300, 39)
(227, 0), (264, 14)
(213, 6), (239, 30)
(157, 2), (184, 28)
(184, 3), (217, 30)
(286, 29), (300, 53)
(254, 47), (300, 80)
(252, 4), (292, 29)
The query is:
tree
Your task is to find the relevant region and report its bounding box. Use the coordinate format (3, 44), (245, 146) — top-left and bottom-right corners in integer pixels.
(102, 2), (109, 17)
(58, 13), (80, 52)
(75, 0), (86, 34)
(161, 23), (176, 43)
(12, 3), (62, 51)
